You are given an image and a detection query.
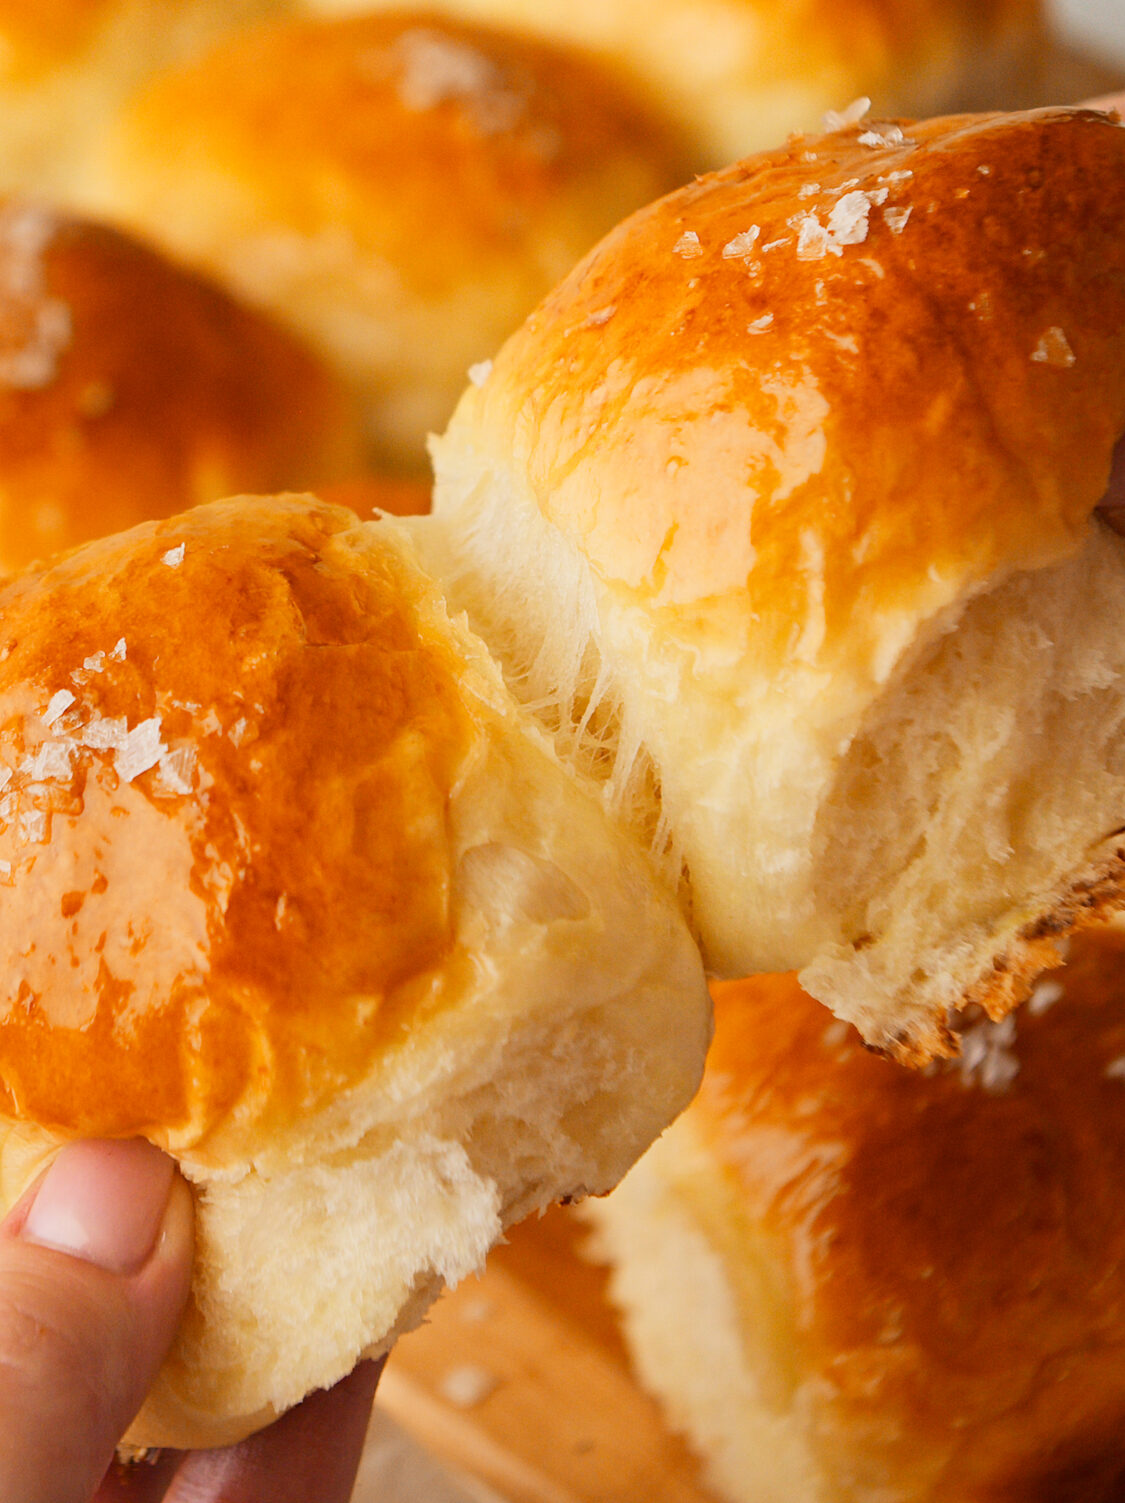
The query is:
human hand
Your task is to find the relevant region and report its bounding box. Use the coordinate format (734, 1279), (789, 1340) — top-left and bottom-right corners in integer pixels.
(0, 1138), (381, 1503)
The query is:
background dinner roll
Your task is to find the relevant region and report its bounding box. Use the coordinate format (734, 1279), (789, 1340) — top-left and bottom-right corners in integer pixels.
(0, 0), (295, 203)
(0, 493), (710, 1450)
(301, 0), (1046, 168)
(0, 199), (366, 574)
(425, 105), (1125, 1064)
(585, 941), (1125, 1503)
(91, 10), (693, 474)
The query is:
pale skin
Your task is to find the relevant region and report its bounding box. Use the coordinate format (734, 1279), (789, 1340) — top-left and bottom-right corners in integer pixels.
(0, 1139), (383, 1503)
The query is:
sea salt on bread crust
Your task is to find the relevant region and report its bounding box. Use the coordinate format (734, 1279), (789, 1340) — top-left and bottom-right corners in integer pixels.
(585, 945), (1125, 1502)
(93, 10), (693, 473)
(0, 198), (364, 573)
(0, 493), (709, 1450)
(426, 105), (1125, 1064)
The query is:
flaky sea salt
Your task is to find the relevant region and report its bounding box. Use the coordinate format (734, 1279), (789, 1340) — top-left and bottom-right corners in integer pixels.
(467, 359), (492, 386)
(0, 202), (72, 390)
(584, 304), (617, 327)
(114, 717), (166, 783)
(18, 808), (47, 844)
(81, 716), (129, 751)
(438, 1365), (499, 1408)
(673, 230), (703, 259)
(392, 27), (523, 133)
(162, 544), (185, 568)
(1106, 1056), (1125, 1081)
(858, 124), (906, 149)
(796, 214), (830, 260)
(42, 689), (75, 726)
(22, 739), (74, 783)
(155, 745), (196, 796)
(722, 227), (761, 259)
(1031, 326), (1076, 369)
(1027, 977), (1064, 1015)
(823, 97), (870, 131)
(958, 1015), (1020, 1093)
(747, 313), (774, 333)
(883, 206), (912, 234)
(826, 190), (876, 245)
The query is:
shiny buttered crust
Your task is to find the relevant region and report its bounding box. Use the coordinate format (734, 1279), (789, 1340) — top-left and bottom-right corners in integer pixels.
(94, 10), (693, 473)
(302, 0), (1045, 166)
(586, 945), (1125, 1503)
(0, 0), (296, 203)
(430, 106), (1125, 1061)
(0, 200), (364, 573)
(0, 494), (709, 1449)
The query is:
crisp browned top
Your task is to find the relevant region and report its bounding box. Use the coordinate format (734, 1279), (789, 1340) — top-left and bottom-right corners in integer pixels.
(696, 944), (1125, 1499)
(460, 106), (1125, 680)
(0, 203), (363, 573)
(114, 9), (693, 296)
(0, 495), (477, 1151)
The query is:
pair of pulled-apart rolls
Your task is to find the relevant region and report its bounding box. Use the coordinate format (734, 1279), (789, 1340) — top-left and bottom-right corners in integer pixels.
(0, 102), (1123, 1454)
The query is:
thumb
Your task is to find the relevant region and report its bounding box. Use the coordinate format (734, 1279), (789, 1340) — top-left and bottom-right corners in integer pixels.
(0, 1138), (194, 1503)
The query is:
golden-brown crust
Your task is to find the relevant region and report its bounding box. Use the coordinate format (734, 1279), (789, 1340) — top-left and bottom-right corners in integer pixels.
(694, 939), (1125, 1499)
(0, 495), (477, 1149)
(465, 107), (1125, 677)
(0, 203), (364, 572)
(111, 10), (694, 299)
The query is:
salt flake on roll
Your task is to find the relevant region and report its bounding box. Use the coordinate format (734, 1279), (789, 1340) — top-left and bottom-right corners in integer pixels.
(427, 105), (1125, 1063)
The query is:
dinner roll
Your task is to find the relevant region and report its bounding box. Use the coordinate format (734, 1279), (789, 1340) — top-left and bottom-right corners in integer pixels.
(302, 0), (1046, 168)
(93, 10), (693, 473)
(585, 939), (1125, 1503)
(0, 199), (365, 574)
(0, 0), (294, 204)
(0, 493), (709, 1449)
(426, 105), (1125, 1063)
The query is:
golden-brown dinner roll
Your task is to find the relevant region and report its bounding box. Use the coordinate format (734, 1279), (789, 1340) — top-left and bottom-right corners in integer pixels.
(0, 198), (365, 574)
(585, 940), (1125, 1503)
(0, 0), (295, 204)
(92, 10), (694, 474)
(302, 0), (1046, 168)
(426, 105), (1125, 1063)
(0, 492), (710, 1450)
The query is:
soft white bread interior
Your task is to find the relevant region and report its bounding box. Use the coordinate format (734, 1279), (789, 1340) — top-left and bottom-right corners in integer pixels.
(300, 0), (1046, 168)
(0, 493), (710, 1450)
(0, 0), (295, 204)
(585, 943), (1125, 1503)
(426, 105), (1125, 1063)
(90, 10), (693, 473)
(0, 198), (366, 573)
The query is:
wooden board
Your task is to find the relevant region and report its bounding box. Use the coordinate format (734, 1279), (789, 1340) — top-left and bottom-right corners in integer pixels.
(378, 1205), (720, 1503)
